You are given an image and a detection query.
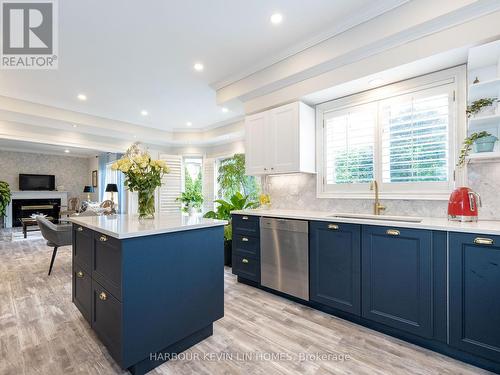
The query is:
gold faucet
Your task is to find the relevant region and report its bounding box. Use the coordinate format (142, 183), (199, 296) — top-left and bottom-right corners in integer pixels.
(370, 180), (386, 215)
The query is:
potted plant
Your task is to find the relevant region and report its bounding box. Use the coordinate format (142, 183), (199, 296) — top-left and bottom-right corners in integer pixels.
(176, 190), (204, 214)
(457, 131), (495, 167)
(112, 143), (170, 219)
(204, 192), (258, 266)
(0, 181), (11, 228)
(466, 98), (498, 118)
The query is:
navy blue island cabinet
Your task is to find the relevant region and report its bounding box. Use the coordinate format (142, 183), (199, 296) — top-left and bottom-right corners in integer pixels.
(449, 232), (500, 364)
(309, 221), (361, 315)
(361, 225), (433, 338)
(72, 223), (225, 375)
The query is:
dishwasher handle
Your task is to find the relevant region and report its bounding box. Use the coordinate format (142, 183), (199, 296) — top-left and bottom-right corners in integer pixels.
(260, 217), (308, 233)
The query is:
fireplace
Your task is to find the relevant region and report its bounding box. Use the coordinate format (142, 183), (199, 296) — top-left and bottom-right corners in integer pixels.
(11, 199), (61, 227)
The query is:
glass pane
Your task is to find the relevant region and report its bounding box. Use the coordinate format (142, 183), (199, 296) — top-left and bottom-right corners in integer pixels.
(325, 107), (375, 184)
(381, 93), (449, 184)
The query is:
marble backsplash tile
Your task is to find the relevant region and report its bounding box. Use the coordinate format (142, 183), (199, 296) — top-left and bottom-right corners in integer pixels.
(264, 163), (500, 220)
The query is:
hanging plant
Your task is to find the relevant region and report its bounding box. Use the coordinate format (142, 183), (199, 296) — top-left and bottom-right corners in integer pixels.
(466, 98), (497, 118)
(457, 131), (491, 167)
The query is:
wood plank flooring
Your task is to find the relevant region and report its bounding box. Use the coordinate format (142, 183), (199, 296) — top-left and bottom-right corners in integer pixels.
(0, 233), (491, 374)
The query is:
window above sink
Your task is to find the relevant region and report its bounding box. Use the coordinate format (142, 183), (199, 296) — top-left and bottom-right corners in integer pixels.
(316, 66), (467, 201)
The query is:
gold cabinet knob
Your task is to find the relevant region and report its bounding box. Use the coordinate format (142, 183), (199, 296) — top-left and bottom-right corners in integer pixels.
(76, 271), (84, 278)
(77, 227), (83, 232)
(242, 237), (249, 242)
(242, 258), (249, 264)
(242, 216), (248, 220)
(99, 292), (107, 301)
(328, 224), (339, 230)
(386, 229), (400, 236)
(99, 235), (107, 242)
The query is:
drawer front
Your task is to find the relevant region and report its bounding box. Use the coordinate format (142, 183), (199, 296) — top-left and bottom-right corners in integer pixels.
(92, 233), (122, 300)
(72, 263), (91, 323)
(232, 214), (259, 235)
(232, 254), (260, 283)
(73, 225), (92, 272)
(233, 233), (260, 258)
(92, 280), (122, 366)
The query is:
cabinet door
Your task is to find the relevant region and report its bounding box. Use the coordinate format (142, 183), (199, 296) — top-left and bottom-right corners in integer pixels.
(92, 280), (123, 366)
(269, 102), (299, 173)
(362, 226), (432, 338)
(245, 111), (270, 175)
(310, 221), (361, 315)
(73, 225), (92, 272)
(72, 264), (91, 323)
(449, 233), (500, 362)
(92, 233), (122, 300)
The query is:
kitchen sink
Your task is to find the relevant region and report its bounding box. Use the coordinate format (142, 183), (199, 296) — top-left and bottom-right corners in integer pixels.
(328, 213), (423, 223)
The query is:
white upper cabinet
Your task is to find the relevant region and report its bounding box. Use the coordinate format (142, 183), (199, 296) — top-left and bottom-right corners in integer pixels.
(245, 101), (315, 175)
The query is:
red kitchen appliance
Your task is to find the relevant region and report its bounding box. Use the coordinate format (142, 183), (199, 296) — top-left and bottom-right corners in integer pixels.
(448, 187), (481, 222)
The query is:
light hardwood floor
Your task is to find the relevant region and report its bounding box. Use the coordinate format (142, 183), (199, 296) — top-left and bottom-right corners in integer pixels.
(0, 233), (491, 374)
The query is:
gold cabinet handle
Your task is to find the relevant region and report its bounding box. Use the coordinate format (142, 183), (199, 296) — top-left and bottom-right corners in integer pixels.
(242, 258), (249, 264)
(242, 216), (248, 220)
(328, 224), (339, 230)
(386, 229), (400, 236)
(474, 237), (494, 245)
(99, 292), (107, 301)
(99, 235), (107, 242)
(77, 271), (84, 278)
(77, 227), (83, 232)
(242, 237), (249, 242)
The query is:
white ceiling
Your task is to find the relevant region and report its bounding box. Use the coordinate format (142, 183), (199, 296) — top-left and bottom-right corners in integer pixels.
(0, 0), (391, 132)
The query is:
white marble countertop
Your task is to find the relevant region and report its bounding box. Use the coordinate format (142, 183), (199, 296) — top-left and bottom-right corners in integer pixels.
(231, 209), (500, 236)
(68, 213), (228, 239)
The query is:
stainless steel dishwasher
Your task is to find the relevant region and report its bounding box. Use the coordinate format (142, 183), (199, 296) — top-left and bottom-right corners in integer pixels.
(260, 217), (309, 300)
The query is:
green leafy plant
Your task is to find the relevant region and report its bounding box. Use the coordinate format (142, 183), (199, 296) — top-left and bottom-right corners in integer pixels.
(0, 181), (11, 221)
(217, 154), (260, 201)
(457, 131), (491, 167)
(466, 98), (497, 118)
(204, 192), (258, 240)
(177, 168), (203, 212)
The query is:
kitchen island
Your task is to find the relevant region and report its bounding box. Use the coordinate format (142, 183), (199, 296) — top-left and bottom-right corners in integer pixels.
(68, 213), (227, 375)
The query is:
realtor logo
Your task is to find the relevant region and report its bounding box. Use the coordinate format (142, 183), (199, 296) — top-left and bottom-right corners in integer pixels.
(1, 0), (58, 69)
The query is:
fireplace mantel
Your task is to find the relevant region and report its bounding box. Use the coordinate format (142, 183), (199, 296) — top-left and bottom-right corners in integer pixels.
(6, 191), (68, 228)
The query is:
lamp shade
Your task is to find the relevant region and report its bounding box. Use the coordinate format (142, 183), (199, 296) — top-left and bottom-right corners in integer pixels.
(83, 185), (95, 193)
(105, 183), (118, 193)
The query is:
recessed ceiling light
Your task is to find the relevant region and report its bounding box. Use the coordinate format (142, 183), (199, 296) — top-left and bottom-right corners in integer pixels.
(141, 110), (148, 116)
(77, 93), (87, 101)
(221, 107), (228, 113)
(186, 121), (192, 127)
(64, 149), (70, 153)
(72, 124), (77, 128)
(270, 13), (283, 25)
(193, 63), (204, 72)
(369, 78), (384, 86)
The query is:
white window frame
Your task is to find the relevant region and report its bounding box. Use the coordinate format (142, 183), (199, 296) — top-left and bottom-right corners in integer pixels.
(316, 66), (467, 200)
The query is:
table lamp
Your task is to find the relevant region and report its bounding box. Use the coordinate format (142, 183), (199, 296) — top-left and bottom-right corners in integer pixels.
(83, 185), (94, 201)
(105, 183), (118, 204)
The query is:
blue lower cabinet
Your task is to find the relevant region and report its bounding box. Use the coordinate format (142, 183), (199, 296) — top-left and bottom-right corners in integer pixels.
(310, 221), (361, 315)
(449, 233), (500, 363)
(362, 225), (433, 338)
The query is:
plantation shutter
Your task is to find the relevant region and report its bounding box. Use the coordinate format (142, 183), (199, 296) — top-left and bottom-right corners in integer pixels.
(380, 88), (450, 183)
(158, 154), (182, 213)
(324, 104), (376, 185)
(203, 157), (215, 213)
